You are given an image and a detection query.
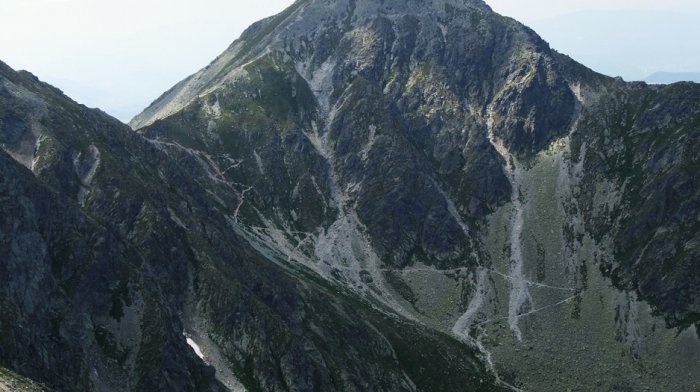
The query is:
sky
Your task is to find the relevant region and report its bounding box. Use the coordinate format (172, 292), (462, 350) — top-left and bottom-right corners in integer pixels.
(0, 0), (296, 121)
(1, 0), (699, 122)
(486, 0), (699, 21)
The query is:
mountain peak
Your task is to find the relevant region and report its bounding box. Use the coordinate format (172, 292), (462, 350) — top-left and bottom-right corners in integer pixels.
(4, 1), (700, 391)
(130, 0), (548, 134)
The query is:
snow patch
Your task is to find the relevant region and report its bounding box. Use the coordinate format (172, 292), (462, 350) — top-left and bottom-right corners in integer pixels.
(182, 328), (248, 392)
(185, 336), (205, 360)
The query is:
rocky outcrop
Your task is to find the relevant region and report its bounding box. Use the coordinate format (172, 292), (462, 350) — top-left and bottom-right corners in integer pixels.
(573, 81), (700, 329)
(130, 0), (700, 390)
(0, 55), (500, 391)
(0, 367), (52, 391)
(1, 0), (699, 390)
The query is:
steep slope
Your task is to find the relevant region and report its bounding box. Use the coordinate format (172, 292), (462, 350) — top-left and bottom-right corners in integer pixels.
(131, 0), (700, 390)
(1, 63), (224, 392)
(0, 367), (51, 392)
(133, 0), (574, 311)
(1, 56), (502, 391)
(574, 80), (700, 328)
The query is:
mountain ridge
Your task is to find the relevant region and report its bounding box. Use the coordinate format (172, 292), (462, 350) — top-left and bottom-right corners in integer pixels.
(0, 56), (502, 391)
(2, 0), (700, 390)
(130, 0), (700, 388)
(130, 0), (513, 130)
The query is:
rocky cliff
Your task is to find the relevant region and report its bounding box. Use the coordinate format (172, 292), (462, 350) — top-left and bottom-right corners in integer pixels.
(131, 0), (700, 389)
(0, 52), (498, 392)
(1, 0), (699, 390)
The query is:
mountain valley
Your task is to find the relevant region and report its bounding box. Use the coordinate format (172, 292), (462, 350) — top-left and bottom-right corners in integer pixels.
(1, 0), (699, 391)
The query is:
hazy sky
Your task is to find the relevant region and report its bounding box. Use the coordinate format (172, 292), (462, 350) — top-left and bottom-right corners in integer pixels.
(487, 0), (699, 21)
(1, 0), (699, 122)
(0, 0), (295, 121)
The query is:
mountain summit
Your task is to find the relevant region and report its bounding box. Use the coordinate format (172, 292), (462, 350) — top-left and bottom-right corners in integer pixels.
(132, 0), (575, 158)
(2, 0), (700, 390)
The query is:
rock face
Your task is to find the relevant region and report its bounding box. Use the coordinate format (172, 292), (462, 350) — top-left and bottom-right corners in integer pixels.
(2, 0), (700, 390)
(0, 366), (52, 391)
(0, 56), (497, 391)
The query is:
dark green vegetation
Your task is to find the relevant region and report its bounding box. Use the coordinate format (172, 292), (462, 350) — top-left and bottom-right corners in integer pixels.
(0, 45), (500, 392)
(2, 0), (700, 390)
(136, 0), (700, 333)
(573, 81), (700, 328)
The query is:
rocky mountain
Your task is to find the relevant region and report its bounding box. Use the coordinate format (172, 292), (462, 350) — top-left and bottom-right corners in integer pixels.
(0, 59), (497, 392)
(1, 367), (52, 391)
(2, 0), (700, 391)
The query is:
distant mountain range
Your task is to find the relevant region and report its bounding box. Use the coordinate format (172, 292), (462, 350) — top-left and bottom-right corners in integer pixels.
(644, 72), (700, 84)
(527, 9), (700, 82)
